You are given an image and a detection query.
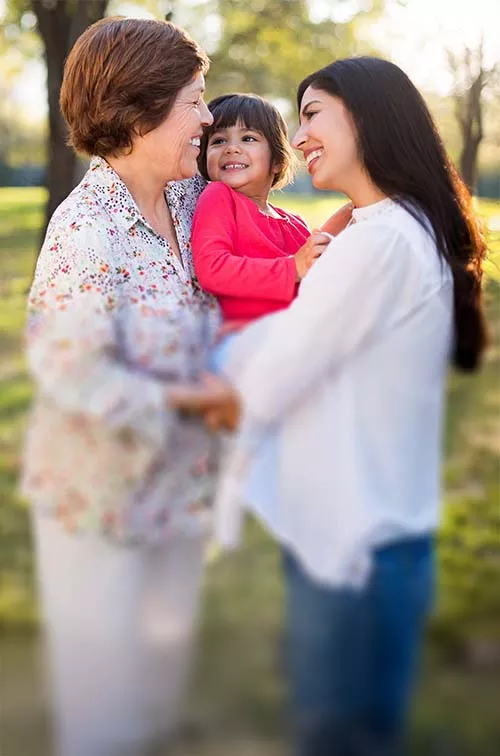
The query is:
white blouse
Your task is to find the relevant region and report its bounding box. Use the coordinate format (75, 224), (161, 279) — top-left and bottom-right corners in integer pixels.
(215, 198), (454, 588)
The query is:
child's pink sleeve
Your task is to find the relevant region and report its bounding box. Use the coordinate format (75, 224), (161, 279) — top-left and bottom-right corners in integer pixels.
(191, 183), (297, 302)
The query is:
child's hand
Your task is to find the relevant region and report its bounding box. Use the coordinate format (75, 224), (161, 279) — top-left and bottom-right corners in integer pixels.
(294, 232), (331, 280)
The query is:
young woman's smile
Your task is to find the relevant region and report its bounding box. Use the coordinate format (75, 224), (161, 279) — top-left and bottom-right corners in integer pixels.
(293, 86), (359, 192)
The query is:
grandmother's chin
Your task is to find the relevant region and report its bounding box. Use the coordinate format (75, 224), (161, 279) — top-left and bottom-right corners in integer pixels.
(178, 156), (199, 181)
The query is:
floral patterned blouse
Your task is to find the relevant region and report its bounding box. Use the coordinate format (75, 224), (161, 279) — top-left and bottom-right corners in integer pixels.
(22, 157), (221, 545)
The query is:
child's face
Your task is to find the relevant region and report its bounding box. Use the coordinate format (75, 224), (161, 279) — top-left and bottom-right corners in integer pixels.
(205, 121), (278, 201)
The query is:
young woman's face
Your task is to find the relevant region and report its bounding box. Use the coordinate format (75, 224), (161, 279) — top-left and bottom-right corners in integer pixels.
(205, 121), (278, 201)
(293, 86), (361, 192)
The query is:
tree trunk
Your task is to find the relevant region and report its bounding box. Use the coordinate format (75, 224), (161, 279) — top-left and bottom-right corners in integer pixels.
(32, 0), (108, 246)
(459, 136), (481, 194)
(455, 68), (485, 195)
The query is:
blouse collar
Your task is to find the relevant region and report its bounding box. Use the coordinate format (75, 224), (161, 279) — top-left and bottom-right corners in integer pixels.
(351, 197), (397, 223)
(87, 156), (189, 232)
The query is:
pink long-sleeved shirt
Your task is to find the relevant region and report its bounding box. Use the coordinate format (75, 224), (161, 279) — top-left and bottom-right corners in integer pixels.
(192, 182), (310, 323)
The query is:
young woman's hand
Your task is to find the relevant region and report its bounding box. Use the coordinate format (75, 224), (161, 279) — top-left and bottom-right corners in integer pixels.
(168, 373), (241, 432)
(294, 232), (331, 280)
(214, 320), (245, 345)
(321, 202), (353, 236)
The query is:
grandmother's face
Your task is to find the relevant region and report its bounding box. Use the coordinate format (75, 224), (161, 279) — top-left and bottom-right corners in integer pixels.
(138, 71), (213, 182)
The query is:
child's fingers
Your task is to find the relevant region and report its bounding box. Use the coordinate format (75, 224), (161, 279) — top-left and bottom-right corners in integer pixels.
(306, 250), (324, 269)
(311, 229), (334, 243)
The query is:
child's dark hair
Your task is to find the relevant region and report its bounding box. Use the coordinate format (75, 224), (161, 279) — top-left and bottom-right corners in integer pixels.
(298, 57), (488, 372)
(198, 93), (297, 190)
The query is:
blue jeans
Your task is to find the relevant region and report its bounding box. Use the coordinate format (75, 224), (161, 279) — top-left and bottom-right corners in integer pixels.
(283, 537), (434, 756)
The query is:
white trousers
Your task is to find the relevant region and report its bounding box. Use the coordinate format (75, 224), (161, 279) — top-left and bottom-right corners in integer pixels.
(33, 514), (205, 756)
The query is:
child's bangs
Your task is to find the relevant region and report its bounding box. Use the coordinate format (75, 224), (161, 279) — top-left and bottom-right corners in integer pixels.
(210, 95), (269, 136)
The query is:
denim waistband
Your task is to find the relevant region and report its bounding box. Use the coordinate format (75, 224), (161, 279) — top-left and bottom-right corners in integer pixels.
(374, 534), (434, 561)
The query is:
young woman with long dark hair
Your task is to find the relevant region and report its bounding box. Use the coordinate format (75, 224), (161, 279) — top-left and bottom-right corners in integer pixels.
(170, 56), (488, 755)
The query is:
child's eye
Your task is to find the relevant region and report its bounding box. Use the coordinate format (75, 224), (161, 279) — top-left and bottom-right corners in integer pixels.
(242, 135), (258, 142)
(210, 137), (225, 146)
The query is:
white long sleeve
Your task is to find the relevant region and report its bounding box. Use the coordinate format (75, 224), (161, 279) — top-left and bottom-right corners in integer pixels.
(234, 221), (413, 427)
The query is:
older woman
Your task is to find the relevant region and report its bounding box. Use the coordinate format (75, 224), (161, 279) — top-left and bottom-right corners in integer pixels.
(22, 17), (219, 756)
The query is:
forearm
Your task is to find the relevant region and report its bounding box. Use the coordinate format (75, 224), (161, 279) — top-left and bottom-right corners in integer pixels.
(195, 250), (297, 302)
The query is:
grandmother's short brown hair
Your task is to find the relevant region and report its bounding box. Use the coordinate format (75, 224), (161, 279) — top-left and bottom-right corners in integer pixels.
(60, 16), (209, 157)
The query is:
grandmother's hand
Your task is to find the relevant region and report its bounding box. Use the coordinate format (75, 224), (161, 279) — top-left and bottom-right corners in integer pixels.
(168, 373), (241, 432)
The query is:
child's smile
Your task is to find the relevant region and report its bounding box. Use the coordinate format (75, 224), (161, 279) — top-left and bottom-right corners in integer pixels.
(206, 121), (279, 207)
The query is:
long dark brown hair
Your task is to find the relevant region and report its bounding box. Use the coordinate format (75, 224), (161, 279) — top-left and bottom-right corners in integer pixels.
(298, 57), (488, 371)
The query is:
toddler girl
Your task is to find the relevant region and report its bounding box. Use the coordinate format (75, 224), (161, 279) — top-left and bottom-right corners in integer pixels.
(192, 93), (328, 350)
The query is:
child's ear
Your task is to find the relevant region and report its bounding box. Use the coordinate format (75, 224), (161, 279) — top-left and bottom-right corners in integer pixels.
(271, 161), (282, 177)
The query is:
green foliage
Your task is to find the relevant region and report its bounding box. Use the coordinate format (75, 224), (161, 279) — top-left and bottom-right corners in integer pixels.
(192, 0), (383, 104)
(0, 2), (45, 165)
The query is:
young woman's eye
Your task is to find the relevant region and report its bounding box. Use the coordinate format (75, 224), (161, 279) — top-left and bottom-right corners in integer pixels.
(302, 110), (317, 122)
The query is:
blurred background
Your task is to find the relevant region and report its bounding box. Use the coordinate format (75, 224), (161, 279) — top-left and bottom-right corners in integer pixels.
(0, 1), (499, 754)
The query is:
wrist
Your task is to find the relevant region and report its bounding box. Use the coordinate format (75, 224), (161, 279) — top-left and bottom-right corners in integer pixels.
(291, 255), (302, 282)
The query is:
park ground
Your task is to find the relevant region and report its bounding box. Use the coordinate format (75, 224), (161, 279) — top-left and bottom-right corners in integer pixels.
(0, 188), (499, 755)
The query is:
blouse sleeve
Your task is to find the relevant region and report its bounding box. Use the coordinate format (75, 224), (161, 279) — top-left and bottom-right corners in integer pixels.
(232, 221), (415, 427)
(26, 221), (174, 449)
(191, 183), (297, 302)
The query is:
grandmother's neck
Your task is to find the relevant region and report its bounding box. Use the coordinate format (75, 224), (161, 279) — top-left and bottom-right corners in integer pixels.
(106, 153), (168, 216)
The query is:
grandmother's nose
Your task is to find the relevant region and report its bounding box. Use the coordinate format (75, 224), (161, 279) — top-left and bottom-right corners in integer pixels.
(200, 99), (213, 127)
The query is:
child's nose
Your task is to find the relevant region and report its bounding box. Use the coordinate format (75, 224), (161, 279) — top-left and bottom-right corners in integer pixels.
(225, 141), (241, 153)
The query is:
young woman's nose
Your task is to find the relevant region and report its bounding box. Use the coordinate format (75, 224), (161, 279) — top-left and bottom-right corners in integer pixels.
(292, 125), (307, 150)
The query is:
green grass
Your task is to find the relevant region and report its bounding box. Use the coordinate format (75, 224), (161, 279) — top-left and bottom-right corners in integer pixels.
(1, 187), (499, 755)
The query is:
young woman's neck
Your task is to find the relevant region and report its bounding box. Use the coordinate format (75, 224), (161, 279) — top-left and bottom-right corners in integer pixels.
(106, 153), (168, 218)
(343, 171), (387, 210)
